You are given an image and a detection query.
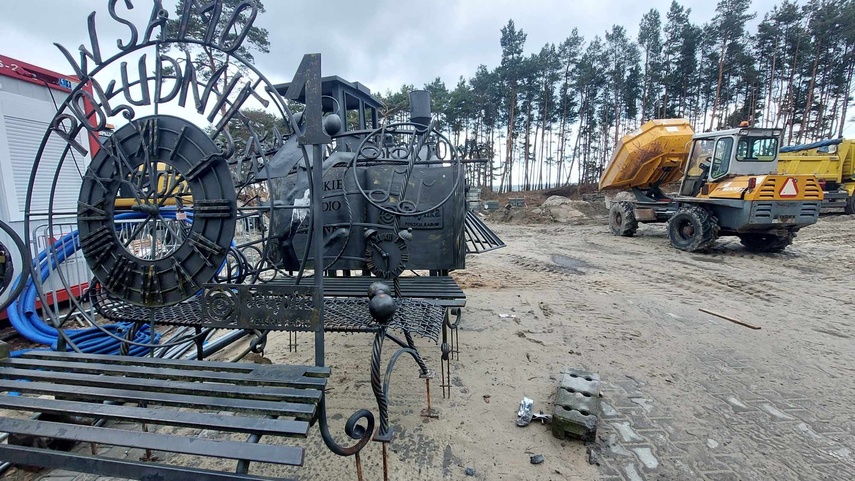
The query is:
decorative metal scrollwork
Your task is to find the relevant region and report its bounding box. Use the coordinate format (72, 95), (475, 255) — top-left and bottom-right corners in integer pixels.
(350, 122), (462, 217)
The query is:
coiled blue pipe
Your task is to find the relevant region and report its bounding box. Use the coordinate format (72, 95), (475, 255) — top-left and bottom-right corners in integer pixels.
(3, 210), (195, 356)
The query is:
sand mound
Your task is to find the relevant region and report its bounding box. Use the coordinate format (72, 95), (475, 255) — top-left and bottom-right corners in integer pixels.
(487, 195), (607, 224)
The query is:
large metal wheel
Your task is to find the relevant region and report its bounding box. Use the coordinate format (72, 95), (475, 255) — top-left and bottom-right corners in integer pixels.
(608, 201), (638, 237)
(739, 231), (795, 253)
(667, 206), (720, 252)
(844, 193), (855, 215)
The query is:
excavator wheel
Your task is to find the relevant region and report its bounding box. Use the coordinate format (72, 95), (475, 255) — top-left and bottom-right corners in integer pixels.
(844, 193), (855, 215)
(738, 231), (795, 253)
(608, 201), (638, 237)
(667, 206), (719, 252)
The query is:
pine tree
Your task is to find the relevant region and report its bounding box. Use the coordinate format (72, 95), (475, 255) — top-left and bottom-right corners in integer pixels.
(638, 9), (663, 122)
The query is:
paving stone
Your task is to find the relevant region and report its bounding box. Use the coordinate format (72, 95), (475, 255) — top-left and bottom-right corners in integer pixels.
(699, 471), (743, 481)
(610, 421), (645, 443)
(600, 401), (623, 418)
(552, 368), (601, 442)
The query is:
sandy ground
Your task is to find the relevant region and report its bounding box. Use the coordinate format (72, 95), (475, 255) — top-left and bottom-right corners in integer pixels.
(7, 210), (855, 480)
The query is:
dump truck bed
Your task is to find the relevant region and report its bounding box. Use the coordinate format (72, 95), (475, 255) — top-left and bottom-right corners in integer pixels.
(599, 119), (694, 191)
(778, 138), (854, 183)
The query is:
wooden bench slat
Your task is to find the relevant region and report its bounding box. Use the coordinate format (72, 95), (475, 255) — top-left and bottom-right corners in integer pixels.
(0, 444), (291, 481)
(0, 367), (322, 403)
(0, 396), (310, 437)
(4, 358), (326, 388)
(0, 380), (318, 419)
(0, 418), (305, 466)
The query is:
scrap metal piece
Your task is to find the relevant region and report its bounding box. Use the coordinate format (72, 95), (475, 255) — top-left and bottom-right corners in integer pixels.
(532, 412), (552, 424)
(517, 397), (534, 427)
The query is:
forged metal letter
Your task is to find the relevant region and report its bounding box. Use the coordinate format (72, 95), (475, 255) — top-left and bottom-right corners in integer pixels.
(154, 54), (184, 103)
(108, 0), (138, 50)
(177, 52), (204, 111)
(119, 54), (151, 106)
(50, 115), (88, 156)
(218, 1), (257, 53)
(78, 12), (104, 74)
(143, 0), (168, 43)
(283, 54), (330, 145)
(178, 0), (222, 43)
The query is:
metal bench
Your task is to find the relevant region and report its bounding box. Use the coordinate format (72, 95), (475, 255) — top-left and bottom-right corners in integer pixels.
(0, 280), (421, 481)
(0, 347), (329, 480)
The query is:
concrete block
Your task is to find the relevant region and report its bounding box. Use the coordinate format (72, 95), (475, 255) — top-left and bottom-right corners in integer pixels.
(552, 368), (601, 442)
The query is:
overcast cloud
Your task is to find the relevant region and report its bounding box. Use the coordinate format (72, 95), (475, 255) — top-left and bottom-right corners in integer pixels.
(1, 0), (779, 97)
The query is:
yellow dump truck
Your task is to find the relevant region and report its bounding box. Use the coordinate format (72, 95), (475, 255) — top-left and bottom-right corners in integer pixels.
(778, 138), (855, 214)
(599, 119), (824, 252)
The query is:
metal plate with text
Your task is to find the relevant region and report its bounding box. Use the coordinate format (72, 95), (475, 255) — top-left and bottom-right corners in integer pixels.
(201, 284), (317, 331)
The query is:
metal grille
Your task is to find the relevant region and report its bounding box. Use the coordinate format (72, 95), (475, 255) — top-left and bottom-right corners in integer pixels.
(323, 297), (444, 341)
(92, 285), (444, 341)
(464, 210), (506, 254)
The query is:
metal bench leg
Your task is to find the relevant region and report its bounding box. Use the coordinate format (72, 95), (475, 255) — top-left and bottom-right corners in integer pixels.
(441, 325), (452, 399)
(288, 329), (298, 352)
(447, 307), (462, 361)
(194, 326), (204, 360)
(440, 308), (462, 398)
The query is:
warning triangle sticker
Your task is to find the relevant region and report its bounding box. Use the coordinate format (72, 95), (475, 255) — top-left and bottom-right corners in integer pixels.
(779, 177), (799, 198)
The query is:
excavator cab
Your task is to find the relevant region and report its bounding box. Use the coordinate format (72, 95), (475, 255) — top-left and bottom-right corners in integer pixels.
(678, 128), (782, 198)
(680, 138), (714, 196)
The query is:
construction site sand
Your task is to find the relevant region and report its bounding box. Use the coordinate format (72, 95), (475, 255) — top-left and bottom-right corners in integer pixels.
(7, 211), (855, 480)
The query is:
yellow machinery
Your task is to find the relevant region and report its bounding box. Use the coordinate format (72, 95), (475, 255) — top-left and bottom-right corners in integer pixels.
(599, 119), (823, 252)
(600, 119), (695, 191)
(114, 162), (189, 209)
(778, 138), (855, 214)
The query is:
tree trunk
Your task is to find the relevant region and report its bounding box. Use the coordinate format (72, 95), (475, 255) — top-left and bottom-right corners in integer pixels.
(642, 47), (650, 121)
(838, 50), (854, 138)
(711, 35), (729, 130)
(786, 33), (803, 144)
(766, 34), (779, 127)
(524, 95), (533, 190)
(502, 86), (517, 193)
(799, 41), (822, 144)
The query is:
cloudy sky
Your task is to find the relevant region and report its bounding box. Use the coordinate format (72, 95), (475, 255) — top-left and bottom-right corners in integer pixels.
(1, 0), (779, 97)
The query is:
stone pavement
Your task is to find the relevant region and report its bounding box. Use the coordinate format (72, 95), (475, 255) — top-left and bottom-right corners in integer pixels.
(591, 345), (854, 481)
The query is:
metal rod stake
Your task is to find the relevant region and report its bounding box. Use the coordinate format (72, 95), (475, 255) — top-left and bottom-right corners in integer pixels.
(355, 452), (364, 481)
(382, 443), (389, 481)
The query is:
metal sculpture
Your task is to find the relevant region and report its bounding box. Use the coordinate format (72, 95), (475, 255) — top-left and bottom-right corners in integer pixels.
(20, 0), (381, 470)
(16, 0), (503, 478)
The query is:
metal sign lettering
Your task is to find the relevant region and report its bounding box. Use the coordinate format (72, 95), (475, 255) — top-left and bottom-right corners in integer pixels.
(201, 284), (316, 330)
(26, 0), (323, 309)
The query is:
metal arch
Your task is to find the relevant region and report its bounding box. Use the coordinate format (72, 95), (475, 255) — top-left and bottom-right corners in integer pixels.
(0, 221), (31, 314)
(23, 1), (314, 353)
